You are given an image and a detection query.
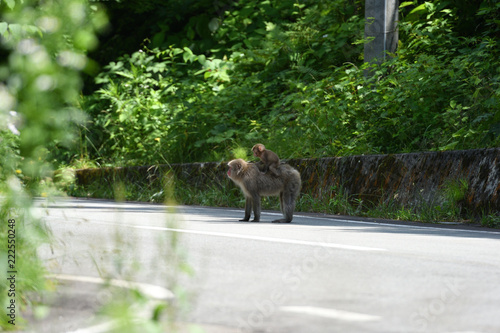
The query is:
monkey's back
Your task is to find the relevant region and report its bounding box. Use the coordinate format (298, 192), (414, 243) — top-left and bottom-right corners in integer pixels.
(243, 163), (301, 197)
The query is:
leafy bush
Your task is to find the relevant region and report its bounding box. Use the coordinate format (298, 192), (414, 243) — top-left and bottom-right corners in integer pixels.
(80, 0), (365, 165)
(79, 0), (499, 167)
(82, 46), (238, 165)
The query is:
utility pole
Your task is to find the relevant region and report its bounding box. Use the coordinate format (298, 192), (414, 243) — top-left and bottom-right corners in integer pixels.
(364, 0), (399, 65)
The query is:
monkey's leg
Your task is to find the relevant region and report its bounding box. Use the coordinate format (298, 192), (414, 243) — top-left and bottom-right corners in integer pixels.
(269, 165), (280, 176)
(239, 197), (252, 221)
(273, 191), (293, 223)
(251, 194), (261, 222)
(279, 192), (285, 214)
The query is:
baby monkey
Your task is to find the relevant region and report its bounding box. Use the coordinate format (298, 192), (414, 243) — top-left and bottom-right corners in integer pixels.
(252, 143), (280, 176)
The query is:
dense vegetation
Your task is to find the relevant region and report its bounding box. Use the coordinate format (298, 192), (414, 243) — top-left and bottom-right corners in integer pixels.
(0, 0), (106, 329)
(0, 1), (499, 328)
(2, 1), (498, 330)
(67, 0), (499, 228)
(66, 0), (500, 167)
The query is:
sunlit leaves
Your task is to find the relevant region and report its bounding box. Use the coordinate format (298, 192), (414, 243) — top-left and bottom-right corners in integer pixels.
(82, 0), (499, 165)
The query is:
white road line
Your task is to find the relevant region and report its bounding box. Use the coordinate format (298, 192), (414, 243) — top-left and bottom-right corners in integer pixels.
(280, 306), (380, 322)
(317, 217), (500, 235)
(46, 274), (174, 333)
(66, 321), (116, 333)
(189, 206), (500, 236)
(48, 274), (174, 300)
(72, 220), (387, 252)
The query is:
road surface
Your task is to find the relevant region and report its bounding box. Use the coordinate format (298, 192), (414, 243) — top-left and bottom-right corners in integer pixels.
(24, 198), (500, 332)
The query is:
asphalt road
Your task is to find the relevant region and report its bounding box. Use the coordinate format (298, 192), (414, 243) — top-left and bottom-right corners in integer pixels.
(24, 198), (500, 333)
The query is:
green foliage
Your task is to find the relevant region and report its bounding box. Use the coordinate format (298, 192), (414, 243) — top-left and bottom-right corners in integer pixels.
(80, 0), (366, 165)
(296, 185), (363, 216)
(0, 0), (106, 329)
(79, 0), (499, 167)
(441, 178), (469, 214)
(0, 129), (20, 183)
(362, 178), (471, 223)
(354, 39), (499, 153)
(61, 0), (500, 228)
(481, 214), (500, 228)
(82, 45), (239, 165)
(73, 170), (493, 227)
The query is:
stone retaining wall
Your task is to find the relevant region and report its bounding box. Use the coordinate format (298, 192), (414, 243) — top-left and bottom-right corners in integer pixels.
(75, 148), (500, 214)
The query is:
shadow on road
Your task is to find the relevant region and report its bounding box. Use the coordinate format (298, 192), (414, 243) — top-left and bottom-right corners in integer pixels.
(38, 197), (500, 241)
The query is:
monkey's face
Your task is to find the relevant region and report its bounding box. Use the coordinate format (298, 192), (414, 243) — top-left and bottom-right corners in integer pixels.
(252, 144), (264, 157)
(227, 161), (237, 178)
(227, 159), (246, 179)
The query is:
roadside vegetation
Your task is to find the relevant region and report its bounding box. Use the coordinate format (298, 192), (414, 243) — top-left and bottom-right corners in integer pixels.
(0, 0), (106, 329)
(65, 0), (498, 226)
(1, 0), (499, 329)
(67, 0), (500, 167)
(0, 1), (186, 331)
(69, 170), (498, 227)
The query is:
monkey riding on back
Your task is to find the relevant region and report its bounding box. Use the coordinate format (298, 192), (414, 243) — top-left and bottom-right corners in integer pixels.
(227, 158), (301, 223)
(252, 143), (280, 176)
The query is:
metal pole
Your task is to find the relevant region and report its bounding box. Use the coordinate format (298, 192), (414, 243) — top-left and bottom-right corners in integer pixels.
(364, 0), (398, 65)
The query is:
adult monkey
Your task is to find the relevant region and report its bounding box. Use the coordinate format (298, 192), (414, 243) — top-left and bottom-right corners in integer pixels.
(227, 159), (301, 223)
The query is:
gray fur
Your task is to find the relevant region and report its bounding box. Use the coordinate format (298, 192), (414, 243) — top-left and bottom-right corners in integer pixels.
(227, 159), (301, 223)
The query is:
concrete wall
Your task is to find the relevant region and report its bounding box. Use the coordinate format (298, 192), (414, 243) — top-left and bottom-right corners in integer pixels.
(75, 149), (500, 214)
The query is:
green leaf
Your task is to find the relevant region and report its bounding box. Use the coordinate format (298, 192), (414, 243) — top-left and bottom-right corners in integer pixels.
(197, 54), (206, 65)
(440, 141), (458, 151)
(183, 47), (195, 63)
(0, 22), (8, 36)
(194, 68), (207, 76)
(408, 3), (427, 16)
(183, 46), (193, 56)
(115, 71), (134, 79)
(265, 22), (276, 32)
(119, 113), (128, 122)
(7, 23), (22, 37)
(4, 0), (15, 9)
(399, 1), (414, 9)
(208, 18), (219, 33)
